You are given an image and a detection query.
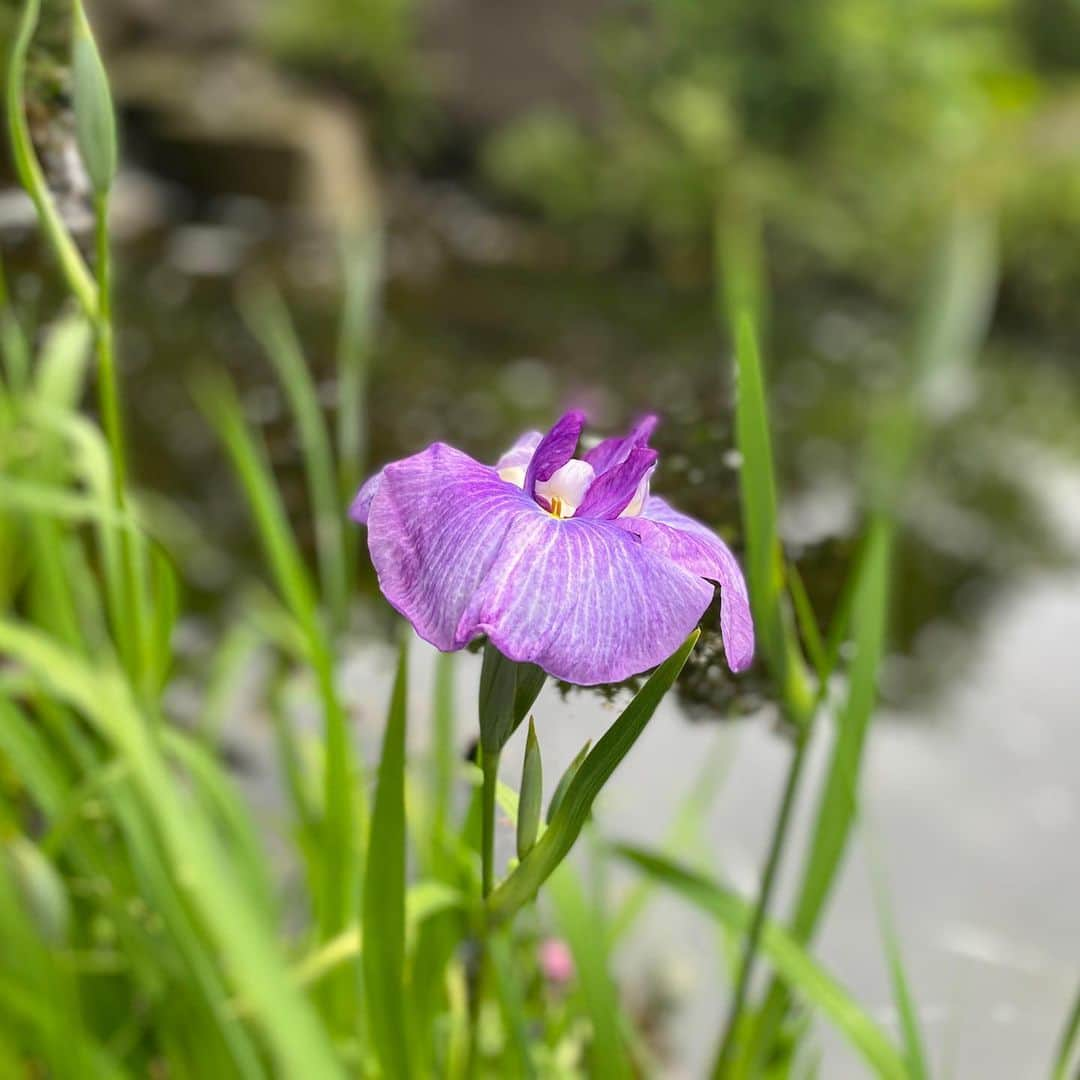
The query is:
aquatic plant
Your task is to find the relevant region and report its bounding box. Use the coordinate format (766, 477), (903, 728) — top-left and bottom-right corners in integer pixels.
(352, 410), (753, 684)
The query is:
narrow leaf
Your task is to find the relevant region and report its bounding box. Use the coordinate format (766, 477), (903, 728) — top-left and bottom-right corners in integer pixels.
(363, 638), (412, 1079)
(614, 846), (907, 1080)
(486, 632), (698, 925)
(240, 284), (348, 632)
(549, 866), (632, 1079)
(546, 739), (590, 824)
(790, 517), (892, 941)
(866, 833), (929, 1080)
(731, 308), (814, 719)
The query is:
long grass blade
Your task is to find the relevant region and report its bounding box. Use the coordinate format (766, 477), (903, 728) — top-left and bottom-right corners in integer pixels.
(196, 373), (361, 960)
(615, 845), (907, 1079)
(0, 620), (344, 1077)
(720, 213), (814, 723)
(865, 829), (929, 1080)
(789, 516), (891, 939)
(363, 636), (413, 1079)
(749, 515), (892, 1067)
(430, 649), (456, 867)
(240, 283), (349, 633)
(548, 865), (632, 1079)
(335, 230), (380, 580)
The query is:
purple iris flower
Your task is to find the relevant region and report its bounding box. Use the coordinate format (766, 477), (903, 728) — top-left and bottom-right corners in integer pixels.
(351, 411), (754, 686)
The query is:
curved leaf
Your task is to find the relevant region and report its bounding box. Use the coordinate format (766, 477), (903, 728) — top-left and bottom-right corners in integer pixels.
(614, 845), (907, 1080)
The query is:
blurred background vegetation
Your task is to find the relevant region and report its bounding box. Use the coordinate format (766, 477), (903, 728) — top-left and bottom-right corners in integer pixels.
(4, 0), (1079, 680)
(2, 0), (1080, 1074)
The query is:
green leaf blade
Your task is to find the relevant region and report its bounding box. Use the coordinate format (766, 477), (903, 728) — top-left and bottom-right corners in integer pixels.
(363, 637), (413, 1079)
(615, 845), (908, 1080)
(486, 631), (698, 925)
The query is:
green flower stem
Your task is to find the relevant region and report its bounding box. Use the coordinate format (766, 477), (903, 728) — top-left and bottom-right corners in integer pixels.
(0, 254), (30, 392)
(468, 746), (501, 1075)
(6, 0), (98, 318)
(480, 746), (501, 900)
(91, 193), (148, 696)
(93, 194), (126, 497)
(709, 728), (809, 1077)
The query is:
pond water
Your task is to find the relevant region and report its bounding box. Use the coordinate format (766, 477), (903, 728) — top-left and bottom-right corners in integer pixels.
(92, 194), (1078, 706)
(339, 551), (1080, 1077)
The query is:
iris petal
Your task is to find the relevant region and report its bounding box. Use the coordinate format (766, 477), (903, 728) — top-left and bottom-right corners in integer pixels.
(363, 443), (713, 684)
(616, 496), (755, 672)
(583, 414), (658, 475)
(524, 410), (586, 499)
(457, 514), (713, 685)
(350, 469), (384, 525)
(494, 430), (542, 479)
(365, 444), (530, 650)
(575, 446), (658, 520)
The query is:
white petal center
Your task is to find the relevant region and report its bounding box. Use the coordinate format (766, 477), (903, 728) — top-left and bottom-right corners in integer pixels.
(535, 459), (595, 517)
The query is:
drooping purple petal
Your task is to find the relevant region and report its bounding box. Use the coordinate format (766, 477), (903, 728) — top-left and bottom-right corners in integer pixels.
(456, 515), (714, 685)
(523, 410), (586, 499)
(364, 444), (535, 650)
(615, 496), (755, 672)
(365, 442), (537, 643)
(362, 443), (713, 683)
(349, 469), (384, 525)
(583, 414), (658, 475)
(575, 446), (658, 520)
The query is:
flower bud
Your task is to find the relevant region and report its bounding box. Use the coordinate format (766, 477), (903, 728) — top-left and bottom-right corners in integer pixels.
(72, 1), (117, 195)
(516, 717), (543, 859)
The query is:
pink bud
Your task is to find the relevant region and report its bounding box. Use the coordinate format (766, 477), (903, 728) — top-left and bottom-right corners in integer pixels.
(538, 937), (575, 985)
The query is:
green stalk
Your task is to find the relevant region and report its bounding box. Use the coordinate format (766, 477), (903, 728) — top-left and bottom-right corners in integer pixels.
(0, 253), (30, 392)
(710, 730), (809, 1077)
(335, 230), (379, 586)
(467, 747), (500, 1077)
(5, 0), (97, 317)
(92, 195), (125, 496)
(91, 193), (148, 695)
(480, 747), (500, 900)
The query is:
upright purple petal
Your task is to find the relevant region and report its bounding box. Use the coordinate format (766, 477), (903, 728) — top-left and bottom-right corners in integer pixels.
(456, 515), (714, 684)
(583, 414), (658, 475)
(575, 446), (658, 520)
(524, 410), (586, 499)
(615, 496), (755, 671)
